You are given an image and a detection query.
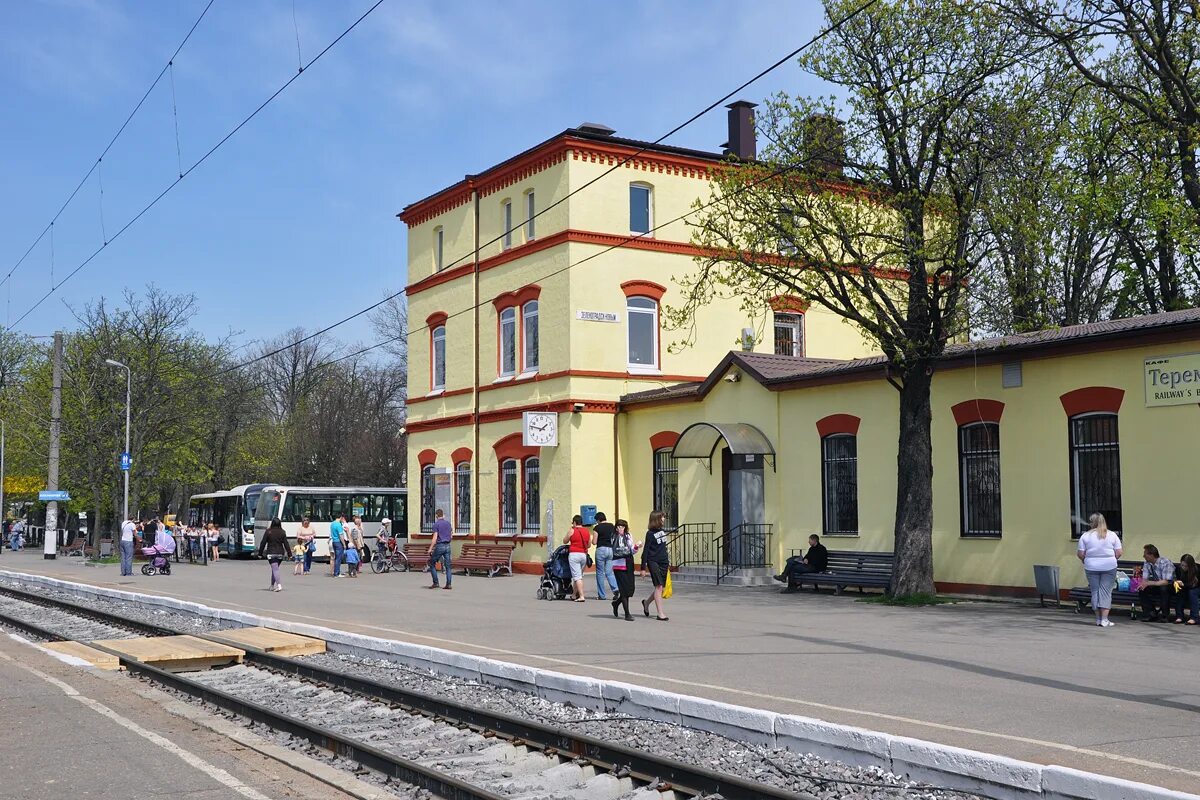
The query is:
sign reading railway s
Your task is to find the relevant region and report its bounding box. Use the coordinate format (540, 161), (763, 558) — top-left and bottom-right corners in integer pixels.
(1145, 353), (1200, 407)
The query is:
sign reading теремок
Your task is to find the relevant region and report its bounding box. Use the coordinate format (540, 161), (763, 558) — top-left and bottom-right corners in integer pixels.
(1145, 353), (1200, 406)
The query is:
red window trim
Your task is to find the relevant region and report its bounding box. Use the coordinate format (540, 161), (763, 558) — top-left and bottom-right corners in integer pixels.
(426, 311), (448, 329)
(649, 430), (680, 452)
(815, 414), (861, 438)
(491, 284), (541, 312)
(493, 286), (540, 378)
(417, 449), (438, 468)
(620, 279), (666, 301)
(493, 434), (539, 534)
(1059, 387), (1125, 417)
(769, 295), (810, 314)
(950, 399), (1005, 427)
(451, 447), (473, 464)
(493, 433), (538, 462)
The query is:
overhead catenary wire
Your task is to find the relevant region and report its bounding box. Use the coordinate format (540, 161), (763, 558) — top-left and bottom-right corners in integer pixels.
(5, 0), (388, 333)
(0, 0), (217, 292)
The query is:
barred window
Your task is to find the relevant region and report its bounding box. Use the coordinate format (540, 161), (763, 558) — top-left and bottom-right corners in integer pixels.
(652, 448), (678, 529)
(773, 313), (804, 356)
(499, 459), (519, 535)
(821, 434), (858, 535)
(1069, 413), (1122, 538)
(523, 457), (540, 535)
(959, 422), (1002, 536)
(454, 462), (471, 530)
(420, 465), (436, 533)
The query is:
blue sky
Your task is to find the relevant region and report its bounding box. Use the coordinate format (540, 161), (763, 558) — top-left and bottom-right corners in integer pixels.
(1, 0), (830, 355)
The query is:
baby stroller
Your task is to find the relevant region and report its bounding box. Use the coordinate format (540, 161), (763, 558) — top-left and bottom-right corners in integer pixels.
(140, 545), (172, 576)
(536, 544), (573, 600)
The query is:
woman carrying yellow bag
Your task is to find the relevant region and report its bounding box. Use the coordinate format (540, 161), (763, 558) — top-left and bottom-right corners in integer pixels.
(640, 510), (671, 621)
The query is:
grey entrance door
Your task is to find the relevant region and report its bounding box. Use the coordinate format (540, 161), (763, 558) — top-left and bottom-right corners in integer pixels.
(721, 448), (765, 564)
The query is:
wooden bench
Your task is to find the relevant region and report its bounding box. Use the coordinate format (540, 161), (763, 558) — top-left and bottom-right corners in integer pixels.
(1067, 559), (1144, 618)
(456, 543), (515, 577)
(59, 537), (88, 558)
(789, 549), (895, 595)
(401, 542), (432, 570)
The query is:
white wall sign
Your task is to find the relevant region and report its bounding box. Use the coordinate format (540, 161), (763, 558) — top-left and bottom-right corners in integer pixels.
(1145, 353), (1200, 407)
(576, 310), (619, 323)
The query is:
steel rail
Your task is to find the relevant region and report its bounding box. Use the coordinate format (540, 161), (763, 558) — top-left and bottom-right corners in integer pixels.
(0, 584), (817, 800)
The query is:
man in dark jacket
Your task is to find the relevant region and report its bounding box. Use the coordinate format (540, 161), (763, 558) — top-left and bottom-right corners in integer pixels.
(775, 534), (829, 593)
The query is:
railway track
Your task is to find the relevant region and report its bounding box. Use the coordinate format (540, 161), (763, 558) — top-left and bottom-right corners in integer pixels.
(0, 585), (815, 800)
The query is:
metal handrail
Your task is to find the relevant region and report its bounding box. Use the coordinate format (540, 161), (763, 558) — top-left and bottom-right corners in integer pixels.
(666, 523), (718, 567)
(713, 523), (773, 584)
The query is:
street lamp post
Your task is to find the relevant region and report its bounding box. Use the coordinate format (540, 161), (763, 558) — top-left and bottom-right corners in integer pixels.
(105, 359), (131, 524)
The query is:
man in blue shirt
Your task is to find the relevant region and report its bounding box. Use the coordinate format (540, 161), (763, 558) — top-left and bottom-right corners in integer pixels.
(330, 514), (346, 578)
(427, 509), (453, 589)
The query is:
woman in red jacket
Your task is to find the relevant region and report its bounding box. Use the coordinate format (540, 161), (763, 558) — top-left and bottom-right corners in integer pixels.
(565, 514), (591, 602)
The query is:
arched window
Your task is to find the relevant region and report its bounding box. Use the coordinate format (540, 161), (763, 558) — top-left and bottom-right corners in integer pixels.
(821, 434), (858, 535)
(420, 465), (436, 533)
(629, 182), (653, 234)
(523, 457), (540, 535)
(499, 458), (519, 535)
(431, 326), (446, 390)
(525, 190), (536, 240)
(499, 307), (517, 377)
(1069, 413), (1122, 538)
(454, 461), (471, 529)
(433, 227), (445, 272)
(522, 301), (539, 372)
(653, 449), (678, 530)
(627, 296), (659, 370)
(959, 422), (1001, 537)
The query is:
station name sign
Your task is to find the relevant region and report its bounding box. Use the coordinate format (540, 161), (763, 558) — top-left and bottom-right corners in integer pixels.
(576, 310), (619, 323)
(1145, 353), (1200, 407)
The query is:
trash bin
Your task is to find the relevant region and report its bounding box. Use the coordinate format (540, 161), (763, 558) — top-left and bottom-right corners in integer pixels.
(1033, 564), (1060, 607)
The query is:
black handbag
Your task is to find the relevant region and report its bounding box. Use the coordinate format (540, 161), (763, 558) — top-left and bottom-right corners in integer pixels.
(612, 536), (632, 559)
(586, 553), (594, 568)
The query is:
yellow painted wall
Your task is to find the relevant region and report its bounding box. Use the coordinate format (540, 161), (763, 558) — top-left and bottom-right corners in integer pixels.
(618, 336), (1200, 593)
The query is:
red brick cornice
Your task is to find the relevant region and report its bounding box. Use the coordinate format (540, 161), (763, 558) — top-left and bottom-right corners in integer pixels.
(406, 398), (619, 433)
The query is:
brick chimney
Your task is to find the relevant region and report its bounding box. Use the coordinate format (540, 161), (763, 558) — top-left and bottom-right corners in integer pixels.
(802, 114), (846, 177)
(722, 100), (757, 161)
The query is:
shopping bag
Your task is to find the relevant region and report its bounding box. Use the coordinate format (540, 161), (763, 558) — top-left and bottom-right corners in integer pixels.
(662, 570), (673, 599)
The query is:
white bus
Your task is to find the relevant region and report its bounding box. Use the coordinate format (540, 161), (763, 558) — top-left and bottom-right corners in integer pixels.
(187, 483), (270, 556)
(252, 486), (407, 558)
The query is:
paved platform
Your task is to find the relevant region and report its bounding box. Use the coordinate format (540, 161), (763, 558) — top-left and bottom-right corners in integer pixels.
(4, 550), (1199, 793)
(0, 626), (356, 799)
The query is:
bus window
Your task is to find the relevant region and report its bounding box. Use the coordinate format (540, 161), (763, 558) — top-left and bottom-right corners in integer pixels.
(255, 491), (281, 522)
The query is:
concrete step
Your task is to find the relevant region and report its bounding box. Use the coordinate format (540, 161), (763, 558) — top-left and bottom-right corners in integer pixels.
(672, 566), (778, 587)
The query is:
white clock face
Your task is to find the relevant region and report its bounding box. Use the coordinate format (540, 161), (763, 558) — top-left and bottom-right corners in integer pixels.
(526, 412), (557, 445)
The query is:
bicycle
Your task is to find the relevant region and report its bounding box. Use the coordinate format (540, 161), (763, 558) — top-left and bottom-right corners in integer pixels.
(370, 543), (409, 573)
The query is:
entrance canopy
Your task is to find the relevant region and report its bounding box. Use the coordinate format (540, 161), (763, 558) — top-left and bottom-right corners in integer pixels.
(671, 422), (776, 472)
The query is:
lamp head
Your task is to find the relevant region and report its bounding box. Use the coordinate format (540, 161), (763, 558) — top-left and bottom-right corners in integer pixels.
(104, 359), (125, 368)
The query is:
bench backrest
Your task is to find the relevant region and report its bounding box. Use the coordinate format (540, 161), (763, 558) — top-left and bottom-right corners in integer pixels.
(460, 544), (515, 559)
(823, 550), (895, 573)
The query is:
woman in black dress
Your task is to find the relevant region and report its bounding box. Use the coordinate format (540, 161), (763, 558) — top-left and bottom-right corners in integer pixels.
(610, 519), (638, 620)
(640, 510), (670, 621)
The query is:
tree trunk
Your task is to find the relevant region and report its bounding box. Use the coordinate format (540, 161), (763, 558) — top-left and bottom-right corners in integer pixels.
(892, 365), (936, 597)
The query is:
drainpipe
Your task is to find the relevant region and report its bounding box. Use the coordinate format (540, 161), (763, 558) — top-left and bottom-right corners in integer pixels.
(470, 177), (481, 544)
(612, 407), (620, 521)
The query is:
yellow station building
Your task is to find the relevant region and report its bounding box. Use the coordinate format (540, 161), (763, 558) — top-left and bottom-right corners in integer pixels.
(402, 105), (1200, 594)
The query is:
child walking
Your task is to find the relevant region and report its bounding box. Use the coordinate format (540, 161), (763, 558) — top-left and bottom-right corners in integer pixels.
(344, 543), (361, 578)
(292, 543), (305, 576)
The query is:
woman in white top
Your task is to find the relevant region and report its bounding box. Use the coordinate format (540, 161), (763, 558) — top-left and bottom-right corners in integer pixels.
(1076, 513), (1123, 627)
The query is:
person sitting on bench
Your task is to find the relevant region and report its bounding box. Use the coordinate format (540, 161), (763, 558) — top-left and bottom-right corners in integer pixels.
(1139, 544), (1176, 622)
(775, 534), (828, 591)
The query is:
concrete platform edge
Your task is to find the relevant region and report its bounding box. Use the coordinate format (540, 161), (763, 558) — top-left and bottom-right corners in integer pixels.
(5, 569), (1195, 800)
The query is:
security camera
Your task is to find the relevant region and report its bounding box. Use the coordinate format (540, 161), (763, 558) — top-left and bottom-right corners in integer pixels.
(572, 402), (585, 412)
(724, 372), (740, 383)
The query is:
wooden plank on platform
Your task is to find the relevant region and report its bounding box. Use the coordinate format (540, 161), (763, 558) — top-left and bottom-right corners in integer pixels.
(207, 627), (326, 657)
(43, 641), (122, 670)
(90, 635), (243, 672)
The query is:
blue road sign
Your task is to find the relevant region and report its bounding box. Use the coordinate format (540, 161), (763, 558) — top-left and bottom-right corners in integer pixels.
(39, 490), (70, 502)
(120, 452), (132, 471)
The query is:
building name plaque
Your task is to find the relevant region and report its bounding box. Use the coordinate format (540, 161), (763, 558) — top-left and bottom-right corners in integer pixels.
(1145, 352), (1200, 406)
(576, 310), (619, 323)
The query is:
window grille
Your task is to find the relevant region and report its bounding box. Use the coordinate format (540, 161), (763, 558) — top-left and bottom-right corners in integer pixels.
(420, 466), (436, 533)
(959, 422), (1002, 536)
(821, 434), (858, 534)
(523, 458), (540, 535)
(454, 463), (471, 530)
(1069, 413), (1122, 538)
(773, 313), (804, 356)
(499, 459), (519, 535)
(653, 448), (679, 529)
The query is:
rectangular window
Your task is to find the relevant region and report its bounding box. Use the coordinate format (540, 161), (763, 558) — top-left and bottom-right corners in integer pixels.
(435, 228), (444, 271)
(1069, 414), (1122, 538)
(773, 313), (804, 356)
(503, 201), (513, 249)
(523, 458), (540, 535)
(499, 459), (518, 535)
(630, 184), (651, 234)
(455, 463), (471, 530)
(959, 422), (1002, 536)
(822, 434), (858, 535)
(523, 301), (539, 372)
(525, 191), (535, 240)
(499, 309), (517, 376)
(627, 296), (658, 369)
(420, 467), (436, 533)
(653, 449), (679, 530)
(431, 326), (446, 390)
